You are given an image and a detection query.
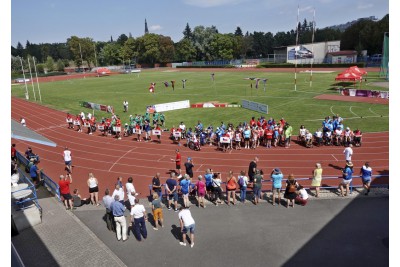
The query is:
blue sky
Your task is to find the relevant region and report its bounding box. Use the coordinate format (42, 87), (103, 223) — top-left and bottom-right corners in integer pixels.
(11, 0), (389, 46)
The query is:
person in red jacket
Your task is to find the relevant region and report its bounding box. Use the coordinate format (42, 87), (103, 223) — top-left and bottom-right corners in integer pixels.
(66, 113), (73, 129)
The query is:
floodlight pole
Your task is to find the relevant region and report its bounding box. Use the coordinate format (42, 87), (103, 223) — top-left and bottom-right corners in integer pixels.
(79, 43), (84, 72)
(294, 5), (299, 91)
(32, 57), (42, 103)
(27, 57), (37, 101)
(310, 8), (316, 87)
(19, 57), (29, 100)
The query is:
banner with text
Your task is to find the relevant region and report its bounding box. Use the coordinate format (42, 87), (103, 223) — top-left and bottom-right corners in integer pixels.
(80, 101), (114, 113)
(153, 100), (190, 112)
(241, 100), (268, 114)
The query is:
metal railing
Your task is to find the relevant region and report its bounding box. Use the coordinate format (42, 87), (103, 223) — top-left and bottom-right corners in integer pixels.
(40, 171), (61, 202)
(13, 168), (42, 213)
(148, 174), (388, 197)
(16, 151), (61, 202)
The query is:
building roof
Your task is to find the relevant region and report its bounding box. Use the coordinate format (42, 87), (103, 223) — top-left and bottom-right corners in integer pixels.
(11, 119), (57, 147)
(327, 50), (357, 56)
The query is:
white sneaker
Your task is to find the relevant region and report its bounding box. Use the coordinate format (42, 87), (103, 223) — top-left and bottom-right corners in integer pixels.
(191, 243), (194, 248)
(179, 242), (186, 246)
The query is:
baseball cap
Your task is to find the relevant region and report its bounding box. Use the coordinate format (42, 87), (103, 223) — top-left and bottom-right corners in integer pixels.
(274, 168), (280, 173)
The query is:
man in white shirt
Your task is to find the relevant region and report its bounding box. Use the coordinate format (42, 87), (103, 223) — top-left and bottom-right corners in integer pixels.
(295, 185), (309, 206)
(112, 184), (125, 204)
(80, 111), (85, 120)
(343, 144), (353, 163)
(178, 206), (196, 248)
(130, 198), (147, 241)
(123, 100), (129, 112)
(179, 122), (186, 138)
(62, 147), (72, 174)
(20, 117), (26, 127)
(125, 177), (138, 208)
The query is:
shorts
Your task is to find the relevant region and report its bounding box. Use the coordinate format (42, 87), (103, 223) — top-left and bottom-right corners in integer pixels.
(341, 179), (352, 185)
(244, 137), (250, 141)
(153, 208), (163, 221)
(253, 187), (262, 198)
(65, 160), (71, 166)
(198, 191), (205, 197)
(272, 186), (281, 193)
(89, 186), (99, 193)
(362, 177), (371, 184)
(187, 172), (193, 178)
(168, 192), (178, 201)
(62, 193), (72, 200)
(206, 184), (213, 192)
(227, 188), (237, 192)
(182, 224), (195, 234)
(176, 164), (181, 170)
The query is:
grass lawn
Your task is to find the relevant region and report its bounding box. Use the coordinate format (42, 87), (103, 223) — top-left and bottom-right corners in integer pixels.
(11, 69), (389, 133)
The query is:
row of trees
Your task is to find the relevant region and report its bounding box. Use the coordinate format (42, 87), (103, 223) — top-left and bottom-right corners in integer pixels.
(11, 14), (388, 72)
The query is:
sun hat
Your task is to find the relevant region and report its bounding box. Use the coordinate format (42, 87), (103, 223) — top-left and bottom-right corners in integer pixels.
(346, 161), (354, 167)
(274, 168), (281, 173)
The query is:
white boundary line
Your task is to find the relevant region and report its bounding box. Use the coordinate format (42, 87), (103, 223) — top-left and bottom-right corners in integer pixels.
(108, 148), (136, 171)
(305, 115), (388, 122)
(368, 107), (380, 116)
(331, 154), (338, 162)
(330, 106), (335, 116)
(349, 106), (359, 117)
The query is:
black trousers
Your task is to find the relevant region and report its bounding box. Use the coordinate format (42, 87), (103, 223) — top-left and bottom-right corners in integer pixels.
(106, 209), (116, 232)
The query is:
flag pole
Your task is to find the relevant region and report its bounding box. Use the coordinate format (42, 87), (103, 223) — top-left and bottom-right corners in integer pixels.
(27, 57), (37, 101)
(294, 5), (299, 91)
(19, 57), (29, 100)
(310, 8), (316, 87)
(32, 57), (42, 103)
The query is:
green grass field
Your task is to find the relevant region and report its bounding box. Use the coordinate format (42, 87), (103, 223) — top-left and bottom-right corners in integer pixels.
(11, 69), (389, 133)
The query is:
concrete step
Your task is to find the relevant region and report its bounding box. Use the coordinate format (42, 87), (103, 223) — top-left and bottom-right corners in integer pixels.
(12, 204), (42, 232)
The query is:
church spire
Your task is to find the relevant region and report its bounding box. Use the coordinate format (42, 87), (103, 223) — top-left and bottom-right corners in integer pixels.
(145, 18), (149, 34)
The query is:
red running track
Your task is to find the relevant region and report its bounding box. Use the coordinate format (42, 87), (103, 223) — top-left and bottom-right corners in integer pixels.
(11, 97), (389, 199)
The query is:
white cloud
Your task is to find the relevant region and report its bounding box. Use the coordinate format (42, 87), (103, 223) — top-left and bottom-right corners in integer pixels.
(149, 25), (162, 31)
(357, 3), (373, 9)
(299, 6), (314, 13)
(183, 0), (246, 8)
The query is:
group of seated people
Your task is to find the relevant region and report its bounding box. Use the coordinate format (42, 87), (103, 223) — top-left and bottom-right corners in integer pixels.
(300, 115), (362, 147)
(169, 117), (295, 151)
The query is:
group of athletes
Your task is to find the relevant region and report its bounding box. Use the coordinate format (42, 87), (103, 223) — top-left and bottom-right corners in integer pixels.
(66, 110), (361, 150)
(66, 111), (166, 142)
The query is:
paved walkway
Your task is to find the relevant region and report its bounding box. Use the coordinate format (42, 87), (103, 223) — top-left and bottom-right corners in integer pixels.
(12, 187), (126, 267)
(12, 186), (388, 267)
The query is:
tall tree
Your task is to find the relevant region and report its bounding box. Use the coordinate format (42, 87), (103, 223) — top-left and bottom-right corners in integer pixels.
(158, 35), (175, 64)
(16, 42), (24, 57)
(234, 26), (243, 37)
(117, 34), (128, 46)
(175, 38), (196, 62)
(183, 23), (193, 40)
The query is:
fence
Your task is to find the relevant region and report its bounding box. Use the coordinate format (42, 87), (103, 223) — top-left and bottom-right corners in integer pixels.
(148, 174), (388, 198)
(16, 151), (61, 202)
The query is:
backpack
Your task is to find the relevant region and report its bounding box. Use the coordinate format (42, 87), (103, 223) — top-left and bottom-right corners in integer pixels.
(288, 181), (297, 193)
(238, 176), (244, 187)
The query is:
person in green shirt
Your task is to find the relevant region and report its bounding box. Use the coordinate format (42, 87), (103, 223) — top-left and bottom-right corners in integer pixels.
(153, 112), (159, 126)
(284, 123), (293, 148)
(253, 170), (263, 205)
(144, 112), (150, 122)
(159, 113), (165, 128)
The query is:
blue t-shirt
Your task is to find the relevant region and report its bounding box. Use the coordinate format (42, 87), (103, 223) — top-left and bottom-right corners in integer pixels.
(361, 166), (372, 179)
(244, 129), (251, 138)
(180, 179), (190, 194)
(271, 173), (283, 189)
(204, 173), (213, 186)
(30, 164), (38, 178)
(343, 167), (354, 180)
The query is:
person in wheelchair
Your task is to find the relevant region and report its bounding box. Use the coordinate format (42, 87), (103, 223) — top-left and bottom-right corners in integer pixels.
(343, 127), (354, 147)
(188, 132), (201, 151)
(353, 128), (362, 147)
(333, 126), (343, 146)
(314, 128), (323, 147)
(298, 125), (306, 142)
(324, 129), (332, 145)
(305, 130), (313, 148)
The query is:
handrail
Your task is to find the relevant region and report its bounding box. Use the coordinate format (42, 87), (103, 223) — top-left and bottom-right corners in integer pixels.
(16, 151), (29, 167)
(148, 174), (388, 197)
(40, 170), (61, 202)
(13, 168), (42, 213)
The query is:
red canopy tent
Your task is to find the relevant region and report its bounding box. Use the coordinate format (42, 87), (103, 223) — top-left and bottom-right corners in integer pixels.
(335, 70), (362, 82)
(96, 67), (111, 76)
(348, 66), (367, 76)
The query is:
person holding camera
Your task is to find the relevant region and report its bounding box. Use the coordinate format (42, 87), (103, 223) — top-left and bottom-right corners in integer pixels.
(59, 174), (73, 210)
